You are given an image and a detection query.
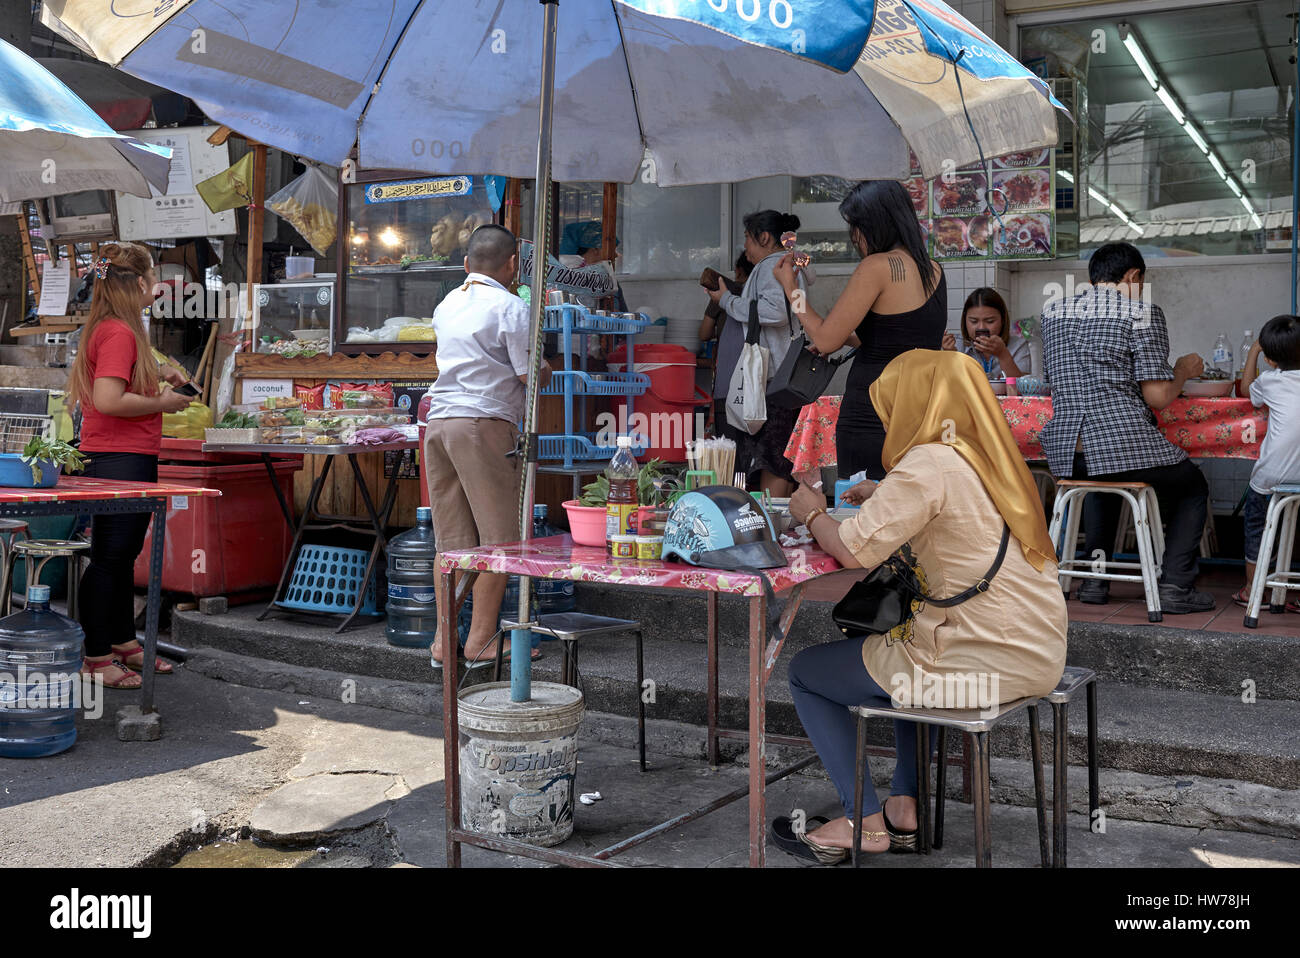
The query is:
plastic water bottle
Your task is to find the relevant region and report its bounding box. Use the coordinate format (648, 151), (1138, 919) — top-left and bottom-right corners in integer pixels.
(385, 506), (439, 648)
(531, 504), (575, 622)
(0, 585), (82, 758)
(1212, 333), (1232, 379)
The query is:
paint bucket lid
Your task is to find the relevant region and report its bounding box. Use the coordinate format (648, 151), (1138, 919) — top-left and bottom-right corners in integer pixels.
(458, 681), (584, 736)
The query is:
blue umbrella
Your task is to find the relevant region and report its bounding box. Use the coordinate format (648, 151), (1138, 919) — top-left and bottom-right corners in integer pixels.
(0, 38), (171, 203)
(42, 0), (1062, 700)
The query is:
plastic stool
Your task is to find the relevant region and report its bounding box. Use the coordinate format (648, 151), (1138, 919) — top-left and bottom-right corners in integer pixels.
(496, 612), (647, 771)
(1244, 483), (1300, 628)
(1049, 480), (1165, 621)
(0, 519), (30, 613)
(852, 696), (1049, 868)
(4, 539), (91, 618)
(1038, 666), (1099, 868)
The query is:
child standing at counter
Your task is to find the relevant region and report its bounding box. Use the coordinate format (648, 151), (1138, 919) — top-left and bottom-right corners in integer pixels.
(65, 242), (193, 689)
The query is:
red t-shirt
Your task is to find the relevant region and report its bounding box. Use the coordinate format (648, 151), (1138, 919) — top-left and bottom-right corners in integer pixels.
(78, 318), (161, 456)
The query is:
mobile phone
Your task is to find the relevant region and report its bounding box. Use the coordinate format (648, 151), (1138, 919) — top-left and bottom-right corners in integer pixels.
(175, 381), (200, 397)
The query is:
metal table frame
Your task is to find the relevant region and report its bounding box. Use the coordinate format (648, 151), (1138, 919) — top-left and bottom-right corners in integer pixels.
(437, 556), (972, 868)
(215, 441), (418, 633)
(0, 496), (167, 715)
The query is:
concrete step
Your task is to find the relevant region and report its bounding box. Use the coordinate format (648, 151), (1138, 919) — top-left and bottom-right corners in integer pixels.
(175, 609), (1300, 793)
(571, 583), (1300, 701)
(184, 645), (1300, 840)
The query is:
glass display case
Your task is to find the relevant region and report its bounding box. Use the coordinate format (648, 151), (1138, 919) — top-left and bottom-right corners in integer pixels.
(337, 173), (498, 353)
(251, 280), (335, 357)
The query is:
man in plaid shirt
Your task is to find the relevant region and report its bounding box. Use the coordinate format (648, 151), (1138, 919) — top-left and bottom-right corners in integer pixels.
(1041, 243), (1213, 614)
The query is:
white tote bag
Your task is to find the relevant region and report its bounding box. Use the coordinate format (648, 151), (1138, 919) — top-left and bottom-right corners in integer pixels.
(726, 301), (769, 435)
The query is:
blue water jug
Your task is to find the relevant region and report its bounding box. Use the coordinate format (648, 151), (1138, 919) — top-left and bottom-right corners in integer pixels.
(0, 585), (82, 758)
(386, 506), (439, 648)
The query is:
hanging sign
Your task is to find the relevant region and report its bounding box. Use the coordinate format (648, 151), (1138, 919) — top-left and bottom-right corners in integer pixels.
(517, 241), (618, 298)
(365, 176), (471, 204)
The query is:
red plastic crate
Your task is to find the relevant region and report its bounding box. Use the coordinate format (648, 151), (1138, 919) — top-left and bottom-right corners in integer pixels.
(132, 460), (301, 599)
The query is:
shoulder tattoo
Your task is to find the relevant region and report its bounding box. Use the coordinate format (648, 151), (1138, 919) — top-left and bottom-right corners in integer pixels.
(887, 255), (906, 283)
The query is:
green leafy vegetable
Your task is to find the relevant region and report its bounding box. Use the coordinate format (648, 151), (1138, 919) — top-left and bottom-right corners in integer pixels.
(217, 411), (258, 429)
(578, 459), (667, 507)
(20, 437), (86, 486)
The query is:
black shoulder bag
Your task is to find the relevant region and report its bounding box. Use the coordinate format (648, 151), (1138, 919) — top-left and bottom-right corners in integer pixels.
(766, 294), (856, 408)
(831, 526), (1012, 638)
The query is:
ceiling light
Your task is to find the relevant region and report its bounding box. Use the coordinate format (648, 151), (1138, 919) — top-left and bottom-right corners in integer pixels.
(1209, 154), (1227, 178)
(1184, 124), (1210, 154)
(1155, 86), (1186, 125)
(1087, 187), (1107, 204)
(1120, 26), (1160, 89)
(1057, 170), (1075, 183)
(1226, 179), (1243, 197)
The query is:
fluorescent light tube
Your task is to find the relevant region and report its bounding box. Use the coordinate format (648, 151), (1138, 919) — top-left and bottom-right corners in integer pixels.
(1209, 154), (1227, 178)
(1184, 124), (1209, 154)
(1156, 86), (1186, 125)
(1057, 170), (1075, 183)
(1088, 187), (1107, 204)
(1122, 32), (1160, 89)
(1227, 178), (1243, 197)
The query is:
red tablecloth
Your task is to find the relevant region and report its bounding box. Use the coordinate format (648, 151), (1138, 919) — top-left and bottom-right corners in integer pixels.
(784, 395), (1268, 474)
(438, 534), (840, 596)
(0, 475), (220, 503)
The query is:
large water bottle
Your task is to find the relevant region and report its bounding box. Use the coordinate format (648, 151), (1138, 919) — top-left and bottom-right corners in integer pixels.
(0, 585), (82, 758)
(1212, 333), (1233, 380)
(385, 506), (439, 648)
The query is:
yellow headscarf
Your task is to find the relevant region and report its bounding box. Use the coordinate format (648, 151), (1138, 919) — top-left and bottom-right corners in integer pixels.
(869, 349), (1056, 572)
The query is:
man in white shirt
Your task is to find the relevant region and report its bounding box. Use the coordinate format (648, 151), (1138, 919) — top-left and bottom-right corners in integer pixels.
(425, 224), (549, 669)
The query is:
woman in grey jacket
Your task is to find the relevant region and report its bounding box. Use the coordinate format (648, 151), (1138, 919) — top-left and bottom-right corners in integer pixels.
(707, 209), (808, 496)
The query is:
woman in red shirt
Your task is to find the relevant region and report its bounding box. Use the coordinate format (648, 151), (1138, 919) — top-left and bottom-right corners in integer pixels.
(65, 242), (192, 689)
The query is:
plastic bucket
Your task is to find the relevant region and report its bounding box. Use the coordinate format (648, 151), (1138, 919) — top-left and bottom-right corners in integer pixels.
(614, 382), (710, 463)
(607, 344), (697, 403)
(285, 256), (314, 280)
(562, 500), (607, 547)
(458, 682), (584, 847)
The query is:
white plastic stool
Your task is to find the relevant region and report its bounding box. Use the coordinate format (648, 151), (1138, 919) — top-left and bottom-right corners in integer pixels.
(1243, 483), (1300, 629)
(1048, 480), (1165, 622)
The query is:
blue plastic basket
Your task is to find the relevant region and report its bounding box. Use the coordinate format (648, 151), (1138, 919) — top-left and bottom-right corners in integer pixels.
(540, 370), (650, 397)
(280, 545), (378, 616)
(542, 304), (651, 335)
(538, 432), (649, 462)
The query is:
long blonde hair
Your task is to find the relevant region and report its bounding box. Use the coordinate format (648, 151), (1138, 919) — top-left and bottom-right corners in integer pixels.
(66, 242), (159, 411)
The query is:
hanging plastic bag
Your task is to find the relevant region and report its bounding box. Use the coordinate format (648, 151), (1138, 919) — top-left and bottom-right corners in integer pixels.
(267, 166), (338, 255)
(162, 400), (213, 439)
(726, 301), (768, 436)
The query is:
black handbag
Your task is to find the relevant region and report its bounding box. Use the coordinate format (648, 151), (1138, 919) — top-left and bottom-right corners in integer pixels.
(766, 297), (855, 408)
(832, 526), (1012, 638)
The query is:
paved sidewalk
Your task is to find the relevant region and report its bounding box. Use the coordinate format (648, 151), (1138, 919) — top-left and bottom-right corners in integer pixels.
(2, 667), (1298, 868)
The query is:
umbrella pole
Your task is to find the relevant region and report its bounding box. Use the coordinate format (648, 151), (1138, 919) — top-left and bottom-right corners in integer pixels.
(512, 0), (560, 704)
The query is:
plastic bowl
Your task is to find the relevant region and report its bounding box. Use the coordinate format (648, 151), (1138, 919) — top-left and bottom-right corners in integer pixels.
(290, 328), (329, 340)
(563, 500), (607, 547)
(0, 454), (59, 488)
(1182, 379), (1234, 398)
(989, 379), (1008, 396)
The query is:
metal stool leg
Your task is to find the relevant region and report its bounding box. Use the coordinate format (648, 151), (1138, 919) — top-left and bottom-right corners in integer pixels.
(1086, 680), (1099, 827)
(1, 548), (16, 616)
(567, 642), (578, 687)
(970, 731), (992, 868)
(1028, 705), (1049, 868)
(933, 726), (947, 849)
(916, 723), (932, 855)
(67, 555), (80, 620)
(1052, 700), (1069, 868)
(852, 713), (867, 869)
(634, 629), (646, 772)
(488, 627), (507, 682)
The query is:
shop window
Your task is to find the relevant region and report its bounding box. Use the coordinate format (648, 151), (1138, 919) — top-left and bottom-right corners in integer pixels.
(1020, 0), (1294, 258)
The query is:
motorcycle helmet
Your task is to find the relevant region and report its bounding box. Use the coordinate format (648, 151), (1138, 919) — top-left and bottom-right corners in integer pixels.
(661, 485), (786, 570)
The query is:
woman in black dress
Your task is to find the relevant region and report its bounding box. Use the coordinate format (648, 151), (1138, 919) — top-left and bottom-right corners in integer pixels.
(773, 181), (946, 480)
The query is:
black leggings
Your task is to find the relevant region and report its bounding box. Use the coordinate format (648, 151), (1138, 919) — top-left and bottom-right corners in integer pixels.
(78, 451), (157, 657)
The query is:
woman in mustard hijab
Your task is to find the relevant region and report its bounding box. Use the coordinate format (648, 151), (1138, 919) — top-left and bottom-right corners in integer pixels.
(781, 349), (1067, 863)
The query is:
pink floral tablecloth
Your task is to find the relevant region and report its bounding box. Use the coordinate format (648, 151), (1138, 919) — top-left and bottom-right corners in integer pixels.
(785, 396), (1267, 473)
(438, 534), (841, 596)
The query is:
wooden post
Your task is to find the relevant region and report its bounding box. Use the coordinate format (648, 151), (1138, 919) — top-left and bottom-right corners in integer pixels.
(17, 213), (40, 302)
(601, 182), (618, 264)
(244, 143), (268, 348)
(504, 178), (522, 236)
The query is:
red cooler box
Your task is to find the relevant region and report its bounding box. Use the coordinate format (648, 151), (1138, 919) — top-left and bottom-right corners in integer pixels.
(133, 459), (302, 599)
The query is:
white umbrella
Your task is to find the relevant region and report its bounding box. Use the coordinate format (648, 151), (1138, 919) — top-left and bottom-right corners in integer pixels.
(0, 38), (171, 203)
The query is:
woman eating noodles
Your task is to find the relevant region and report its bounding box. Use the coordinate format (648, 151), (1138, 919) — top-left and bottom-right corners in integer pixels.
(773, 180), (946, 481)
(65, 242), (193, 689)
(778, 349), (1067, 862)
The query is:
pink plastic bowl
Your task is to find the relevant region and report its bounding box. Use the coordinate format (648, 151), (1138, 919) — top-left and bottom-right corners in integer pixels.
(563, 500), (607, 547)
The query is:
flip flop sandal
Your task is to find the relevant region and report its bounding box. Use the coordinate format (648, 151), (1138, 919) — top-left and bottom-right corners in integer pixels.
(114, 646), (174, 674)
(771, 815), (832, 863)
(81, 658), (143, 690)
(883, 806), (920, 853)
(1232, 587), (1251, 609)
(464, 643), (543, 671)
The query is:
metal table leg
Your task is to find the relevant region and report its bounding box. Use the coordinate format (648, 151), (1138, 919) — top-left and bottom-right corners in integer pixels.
(439, 567), (462, 869)
(1053, 700), (1069, 868)
(259, 454), (333, 622)
(748, 591), (767, 868)
(140, 501), (165, 715)
(706, 592), (719, 766)
(261, 453), (295, 530)
(338, 453), (400, 633)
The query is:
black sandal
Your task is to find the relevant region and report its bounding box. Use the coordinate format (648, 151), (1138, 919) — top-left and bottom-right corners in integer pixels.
(883, 805), (919, 854)
(771, 815), (831, 863)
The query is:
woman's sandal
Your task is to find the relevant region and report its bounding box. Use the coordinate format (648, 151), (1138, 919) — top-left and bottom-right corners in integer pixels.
(799, 825), (889, 865)
(883, 806), (919, 854)
(111, 643), (173, 674)
(81, 657), (143, 690)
